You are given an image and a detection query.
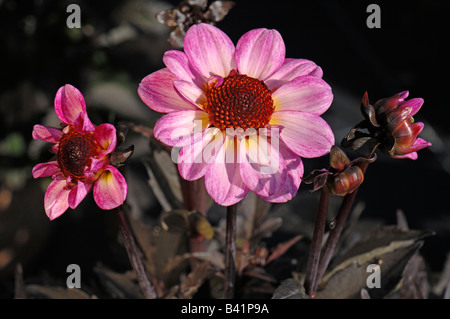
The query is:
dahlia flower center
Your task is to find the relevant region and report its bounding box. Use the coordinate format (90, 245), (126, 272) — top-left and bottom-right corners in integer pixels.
(58, 128), (97, 182)
(205, 71), (274, 131)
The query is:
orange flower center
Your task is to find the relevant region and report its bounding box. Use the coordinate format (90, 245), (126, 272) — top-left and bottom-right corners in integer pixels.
(58, 128), (97, 182)
(205, 72), (274, 131)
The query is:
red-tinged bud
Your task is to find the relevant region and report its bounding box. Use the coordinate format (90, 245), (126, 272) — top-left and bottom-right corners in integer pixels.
(324, 166), (364, 196)
(304, 146), (373, 197)
(342, 91), (431, 160)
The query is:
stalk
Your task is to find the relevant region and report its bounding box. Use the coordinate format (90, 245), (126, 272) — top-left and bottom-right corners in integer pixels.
(313, 161), (369, 292)
(223, 204), (237, 299)
(303, 189), (330, 297)
(116, 206), (157, 299)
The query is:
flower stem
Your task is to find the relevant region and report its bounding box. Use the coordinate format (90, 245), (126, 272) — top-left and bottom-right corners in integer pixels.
(116, 205), (157, 299)
(179, 177), (207, 215)
(179, 177), (208, 269)
(304, 189), (330, 297)
(224, 204), (237, 299)
(313, 161), (370, 293)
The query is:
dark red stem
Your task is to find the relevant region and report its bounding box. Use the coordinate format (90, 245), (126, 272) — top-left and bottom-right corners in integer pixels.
(116, 206), (157, 299)
(304, 189), (330, 297)
(224, 204), (237, 299)
(313, 161), (370, 293)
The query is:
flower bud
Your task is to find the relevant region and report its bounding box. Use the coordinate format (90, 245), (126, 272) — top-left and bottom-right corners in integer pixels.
(304, 146), (370, 197)
(342, 91), (431, 160)
(324, 166), (364, 196)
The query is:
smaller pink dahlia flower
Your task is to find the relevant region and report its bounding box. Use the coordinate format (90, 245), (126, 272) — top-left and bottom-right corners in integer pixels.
(32, 84), (127, 220)
(139, 24), (335, 206)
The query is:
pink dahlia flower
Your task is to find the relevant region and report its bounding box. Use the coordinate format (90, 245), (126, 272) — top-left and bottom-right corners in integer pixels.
(138, 24), (334, 206)
(32, 84), (127, 220)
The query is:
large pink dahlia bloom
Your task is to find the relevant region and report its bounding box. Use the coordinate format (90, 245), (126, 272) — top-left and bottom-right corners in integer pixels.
(32, 84), (127, 220)
(138, 24), (334, 206)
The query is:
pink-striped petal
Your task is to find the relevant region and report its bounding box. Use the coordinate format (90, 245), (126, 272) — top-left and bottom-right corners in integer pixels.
(94, 123), (117, 156)
(54, 84), (87, 125)
(73, 112), (96, 134)
(183, 23), (236, 78)
(204, 136), (248, 206)
(411, 137), (432, 150)
(395, 137), (432, 158)
(153, 110), (209, 147)
(265, 58), (323, 90)
(239, 134), (287, 199)
(138, 68), (197, 113)
(173, 80), (206, 107)
(401, 98), (424, 117)
(263, 141), (304, 202)
(163, 50), (206, 87)
(177, 128), (222, 181)
(32, 161), (61, 178)
(272, 76), (333, 115)
(93, 165), (127, 210)
(32, 125), (63, 143)
(68, 181), (92, 209)
(44, 179), (70, 220)
(235, 28), (285, 81)
(270, 111), (335, 158)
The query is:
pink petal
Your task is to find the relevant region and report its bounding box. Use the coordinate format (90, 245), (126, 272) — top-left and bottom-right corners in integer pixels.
(138, 68), (197, 113)
(153, 110), (209, 147)
(173, 80), (206, 107)
(32, 125), (63, 143)
(73, 112), (96, 134)
(412, 137), (432, 149)
(235, 28), (285, 81)
(68, 181), (92, 209)
(239, 134), (287, 199)
(32, 161), (61, 178)
(94, 123), (117, 156)
(401, 98), (424, 117)
(93, 165), (127, 210)
(204, 136), (248, 206)
(50, 144), (59, 154)
(44, 179), (70, 220)
(265, 58), (323, 90)
(163, 50), (206, 87)
(85, 157), (108, 183)
(183, 23), (236, 78)
(264, 140), (304, 202)
(272, 76), (333, 115)
(393, 152), (418, 160)
(177, 128), (222, 181)
(54, 84), (87, 125)
(396, 137), (432, 159)
(376, 91), (409, 114)
(270, 111), (335, 158)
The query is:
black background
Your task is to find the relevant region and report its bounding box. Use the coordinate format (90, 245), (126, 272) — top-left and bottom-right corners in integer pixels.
(0, 0), (449, 298)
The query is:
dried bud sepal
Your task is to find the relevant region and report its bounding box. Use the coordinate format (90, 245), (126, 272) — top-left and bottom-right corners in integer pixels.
(110, 124), (134, 167)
